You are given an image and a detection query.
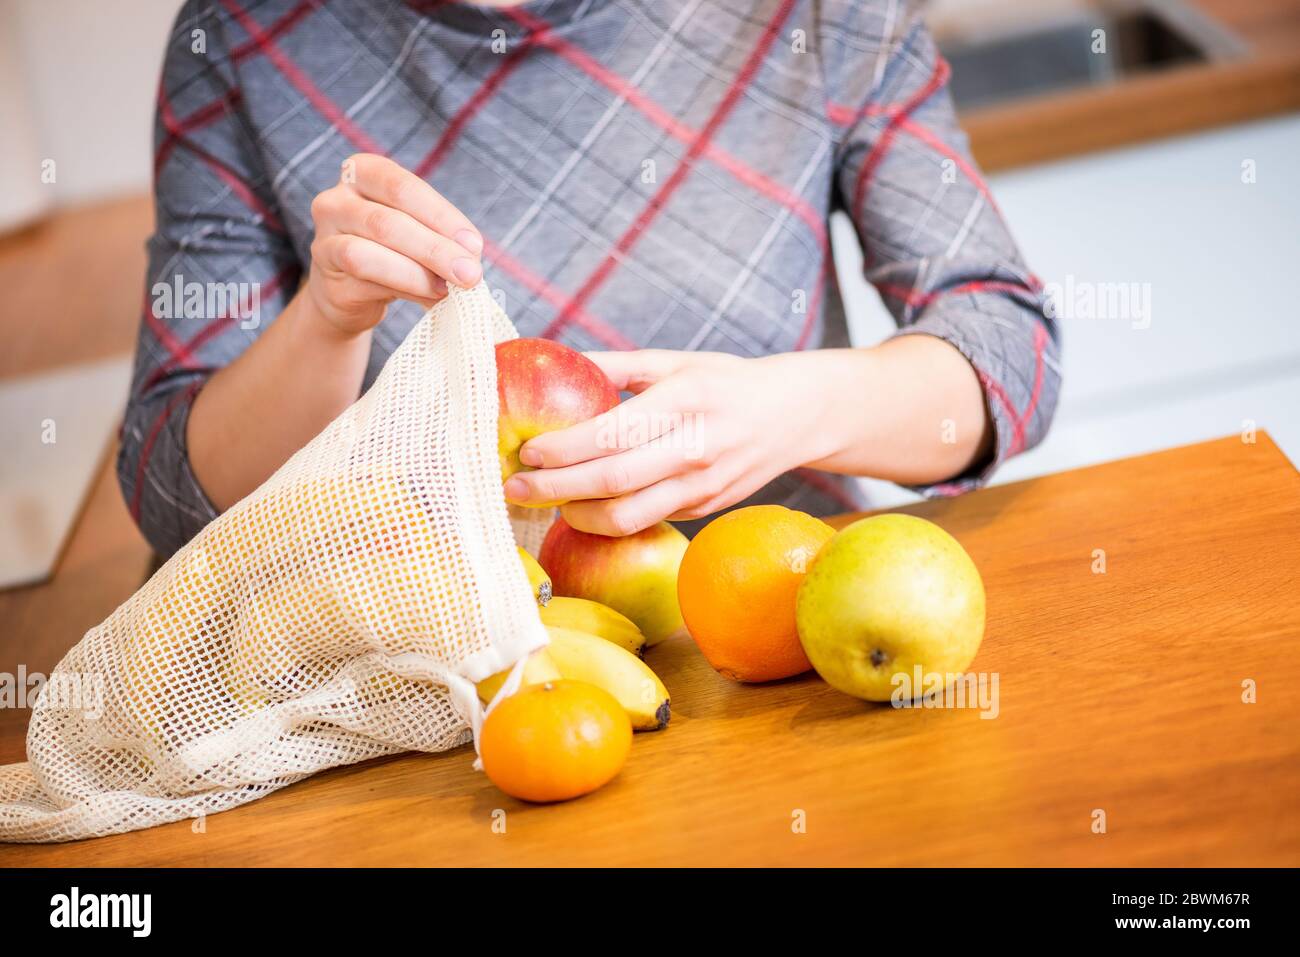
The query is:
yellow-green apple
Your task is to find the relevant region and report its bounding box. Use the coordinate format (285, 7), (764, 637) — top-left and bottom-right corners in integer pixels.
(496, 338), (620, 505)
(538, 517), (689, 646)
(796, 513), (985, 702)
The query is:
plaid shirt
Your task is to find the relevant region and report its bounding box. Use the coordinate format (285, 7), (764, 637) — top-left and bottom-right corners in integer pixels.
(121, 0), (1061, 556)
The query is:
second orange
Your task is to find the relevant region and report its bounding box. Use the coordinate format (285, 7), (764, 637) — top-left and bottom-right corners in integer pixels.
(678, 505), (835, 683)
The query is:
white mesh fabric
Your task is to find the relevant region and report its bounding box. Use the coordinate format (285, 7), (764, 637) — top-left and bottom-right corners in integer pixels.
(0, 283), (552, 843)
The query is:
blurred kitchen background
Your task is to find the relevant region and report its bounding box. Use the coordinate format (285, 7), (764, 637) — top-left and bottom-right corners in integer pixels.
(1, 0), (1298, 586)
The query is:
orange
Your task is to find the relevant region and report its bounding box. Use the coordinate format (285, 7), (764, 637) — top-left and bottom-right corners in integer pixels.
(677, 505), (835, 682)
(479, 680), (632, 803)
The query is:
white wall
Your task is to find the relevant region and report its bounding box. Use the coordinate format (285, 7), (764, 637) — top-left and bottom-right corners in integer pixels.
(0, 18), (49, 230)
(2, 0), (180, 218)
(835, 112), (1300, 507)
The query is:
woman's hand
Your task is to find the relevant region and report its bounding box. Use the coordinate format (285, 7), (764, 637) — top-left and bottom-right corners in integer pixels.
(305, 153), (484, 337)
(501, 337), (993, 536)
(190, 155), (485, 510)
(502, 350), (840, 536)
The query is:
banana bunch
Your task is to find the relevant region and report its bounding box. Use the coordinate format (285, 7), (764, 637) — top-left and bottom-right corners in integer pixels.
(543, 626), (669, 731)
(499, 550), (669, 729)
(477, 624), (670, 731)
(539, 597), (645, 656)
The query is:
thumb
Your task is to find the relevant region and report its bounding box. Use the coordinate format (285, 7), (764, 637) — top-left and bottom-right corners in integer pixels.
(584, 349), (692, 394)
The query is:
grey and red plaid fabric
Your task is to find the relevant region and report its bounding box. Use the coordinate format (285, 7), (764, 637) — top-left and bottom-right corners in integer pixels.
(121, 0), (1061, 556)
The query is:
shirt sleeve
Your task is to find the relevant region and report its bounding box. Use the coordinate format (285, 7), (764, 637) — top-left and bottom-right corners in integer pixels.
(118, 0), (302, 557)
(819, 2), (1061, 494)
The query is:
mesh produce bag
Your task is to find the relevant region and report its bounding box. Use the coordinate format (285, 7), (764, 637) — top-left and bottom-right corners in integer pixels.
(0, 283), (551, 843)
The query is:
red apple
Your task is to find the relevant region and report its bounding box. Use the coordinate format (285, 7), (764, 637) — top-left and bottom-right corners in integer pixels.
(539, 517), (689, 646)
(496, 338), (620, 505)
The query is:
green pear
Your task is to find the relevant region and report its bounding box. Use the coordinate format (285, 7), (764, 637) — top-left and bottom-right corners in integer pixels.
(796, 513), (985, 702)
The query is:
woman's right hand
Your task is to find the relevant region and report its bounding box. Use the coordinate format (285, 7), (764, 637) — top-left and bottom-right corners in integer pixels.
(305, 153), (484, 338)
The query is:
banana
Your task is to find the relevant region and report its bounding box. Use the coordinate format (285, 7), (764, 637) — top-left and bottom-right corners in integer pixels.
(539, 597), (646, 656)
(517, 547), (552, 605)
(476, 647), (562, 703)
(543, 625), (670, 731)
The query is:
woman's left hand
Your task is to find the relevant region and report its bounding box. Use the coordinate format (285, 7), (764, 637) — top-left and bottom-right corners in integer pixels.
(502, 349), (836, 536)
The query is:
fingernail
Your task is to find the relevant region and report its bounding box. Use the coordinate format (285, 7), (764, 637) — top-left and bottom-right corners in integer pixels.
(452, 258), (480, 286)
(518, 446), (542, 467)
(455, 229), (483, 255)
(503, 476), (529, 501)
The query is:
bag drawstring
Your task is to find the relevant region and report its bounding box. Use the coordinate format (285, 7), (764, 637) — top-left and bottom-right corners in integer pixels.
(448, 650), (533, 772)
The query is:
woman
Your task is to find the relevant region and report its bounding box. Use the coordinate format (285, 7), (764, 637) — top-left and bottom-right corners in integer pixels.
(122, 0), (1059, 554)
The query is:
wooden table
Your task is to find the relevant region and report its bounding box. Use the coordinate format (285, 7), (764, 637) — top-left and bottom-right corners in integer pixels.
(2, 433), (1297, 866)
